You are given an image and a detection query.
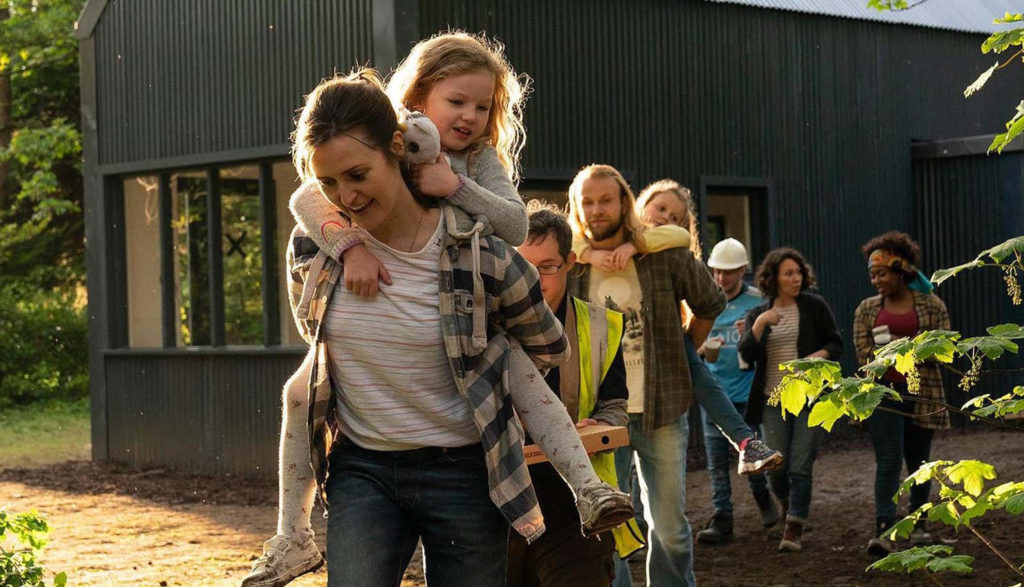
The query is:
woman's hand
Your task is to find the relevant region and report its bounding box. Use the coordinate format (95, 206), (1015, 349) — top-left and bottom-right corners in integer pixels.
(752, 309), (781, 340)
(576, 418), (600, 429)
(341, 243), (392, 297)
(611, 242), (637, 270)
(409, 154), (461, 198)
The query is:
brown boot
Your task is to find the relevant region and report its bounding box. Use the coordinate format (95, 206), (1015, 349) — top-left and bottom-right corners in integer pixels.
(779, 517), (804, 552)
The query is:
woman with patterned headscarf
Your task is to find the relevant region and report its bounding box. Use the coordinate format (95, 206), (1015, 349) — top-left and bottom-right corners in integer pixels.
(853, 231), (951, 558)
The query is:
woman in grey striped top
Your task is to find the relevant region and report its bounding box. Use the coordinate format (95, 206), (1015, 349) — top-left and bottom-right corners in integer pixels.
(738, 247), (843, 554)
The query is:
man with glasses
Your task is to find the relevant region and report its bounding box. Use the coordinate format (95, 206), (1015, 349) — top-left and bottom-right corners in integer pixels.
(506, 202), (644, 587)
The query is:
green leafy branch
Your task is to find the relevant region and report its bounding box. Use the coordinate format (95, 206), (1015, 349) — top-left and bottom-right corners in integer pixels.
(867, 545), (973, 586)
(870, 460), (1024, 582)
(769, 322), (1024, 432)
(0, 509), (66, 587)
(930, 236), (1024, 305)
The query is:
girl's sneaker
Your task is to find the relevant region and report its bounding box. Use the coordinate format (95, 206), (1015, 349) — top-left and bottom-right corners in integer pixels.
(576, 482), (635, 537)
(241, 533), (324, 587)
(738, 439), (783, 475)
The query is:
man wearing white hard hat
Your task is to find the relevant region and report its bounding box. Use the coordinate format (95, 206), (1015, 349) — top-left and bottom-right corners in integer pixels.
(696, 238), (779, 543)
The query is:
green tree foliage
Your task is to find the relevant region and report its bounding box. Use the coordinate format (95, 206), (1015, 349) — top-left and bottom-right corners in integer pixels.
(0, 0), (85, 288)
(869, 2), (1024, 154)
(771, 237), (1024, 583)
(0, 1), (89, 405)
(0, 509), (66, 587)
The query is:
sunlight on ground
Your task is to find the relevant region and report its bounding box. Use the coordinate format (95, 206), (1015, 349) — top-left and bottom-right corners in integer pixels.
(0, 399), (91, 467)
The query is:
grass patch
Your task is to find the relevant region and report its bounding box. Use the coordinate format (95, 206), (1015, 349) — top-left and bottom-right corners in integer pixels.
(0, 398), (90, 468)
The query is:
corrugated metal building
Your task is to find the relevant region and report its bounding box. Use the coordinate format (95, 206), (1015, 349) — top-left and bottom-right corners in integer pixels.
(77, 0), (1024, 475)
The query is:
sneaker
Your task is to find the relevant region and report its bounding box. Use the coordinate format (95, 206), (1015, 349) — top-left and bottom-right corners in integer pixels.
(753, 493), (779, 529)
(867, 520), (895, 558)
(778, 519), (803, 552)
(738, 439), (783, 476)
(241, 533), (324, 587)
(577, 482), (636, 538)
(866, 535), (893, 557)
(909, 521), (933, 546)
(696, 512), (734, 545)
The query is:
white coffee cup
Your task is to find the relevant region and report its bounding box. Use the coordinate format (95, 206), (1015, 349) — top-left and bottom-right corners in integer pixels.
(704, 337), (723, 363)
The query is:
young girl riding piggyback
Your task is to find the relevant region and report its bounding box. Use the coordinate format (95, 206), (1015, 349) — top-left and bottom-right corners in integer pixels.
(241, 32), (633, 587)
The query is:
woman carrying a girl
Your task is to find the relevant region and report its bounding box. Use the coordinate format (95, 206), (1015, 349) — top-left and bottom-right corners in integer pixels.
(242, 32), (632, 587)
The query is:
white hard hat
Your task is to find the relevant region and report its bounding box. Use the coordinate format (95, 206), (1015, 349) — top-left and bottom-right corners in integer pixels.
(707, 238), (749, 270)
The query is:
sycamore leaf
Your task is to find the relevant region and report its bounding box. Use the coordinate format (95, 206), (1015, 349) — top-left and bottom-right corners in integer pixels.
(928, 501), (960, 526)
(932, 259), (983, 285)
(898, 461), (950, 500)
(884, 514), (918, 540)
(987, 323), (1024, 339)
(926, 554), (975, 574)
(965, 62), (999, 98)
(778, 376), (812, 417)
(989, 102), (1024, 154)
(980, 236), (1024, 264)
(894, 352), (918, 376)
(945, 460), (997, 497)
(995, 12), (1024, 24)
(958, 336), (1018, 360)
(868, 546), (953, 573)
(981, 27), (1024, 54)
(808, 396), (844, 431)
(959, 492), (993, 526)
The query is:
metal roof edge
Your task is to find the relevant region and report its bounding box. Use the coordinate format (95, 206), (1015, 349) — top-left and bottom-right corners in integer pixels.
(74, 0), (109, 40)
(911, 134), (1024, 159)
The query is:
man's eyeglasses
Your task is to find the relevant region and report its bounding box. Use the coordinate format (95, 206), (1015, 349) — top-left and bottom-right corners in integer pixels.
(535, 263), (564, 275)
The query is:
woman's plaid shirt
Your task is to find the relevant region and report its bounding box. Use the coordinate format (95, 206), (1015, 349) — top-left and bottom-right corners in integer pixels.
(853, 290), (951, 430)
(285, 205), (569, 541)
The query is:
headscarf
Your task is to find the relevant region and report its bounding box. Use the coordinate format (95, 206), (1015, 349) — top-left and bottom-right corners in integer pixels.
(868, 249), (934, 294)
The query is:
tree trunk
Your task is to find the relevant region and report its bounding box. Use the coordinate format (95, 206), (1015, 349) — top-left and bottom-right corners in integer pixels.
(0, 5), (12, 211)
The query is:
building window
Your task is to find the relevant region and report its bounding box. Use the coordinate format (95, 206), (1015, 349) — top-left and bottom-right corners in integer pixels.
(122, 161), (304, 348)
(698, 178), (773, 271)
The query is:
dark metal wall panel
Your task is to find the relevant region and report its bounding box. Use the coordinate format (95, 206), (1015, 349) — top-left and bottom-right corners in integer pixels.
(418, 0), (1022, 372)
(105, 351), (304, 476)
(912, 154), (1024, 406)
(93, 0), (373, 166)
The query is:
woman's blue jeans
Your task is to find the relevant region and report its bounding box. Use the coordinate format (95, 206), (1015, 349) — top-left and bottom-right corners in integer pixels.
(325, 441), (508, 586)
(868, 399), (934, 524)
(761, 404), (822, 520)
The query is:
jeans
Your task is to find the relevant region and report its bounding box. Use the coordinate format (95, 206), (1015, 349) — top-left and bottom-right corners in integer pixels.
(868, 398), (935, 524)
(761, 404), (822, 520)
(325, 441), (508, 587)
(686, 336), (752, 445)
(612, 413), (696, 587)
(622, 338), (753, 545)
(702, 404), (770, 516)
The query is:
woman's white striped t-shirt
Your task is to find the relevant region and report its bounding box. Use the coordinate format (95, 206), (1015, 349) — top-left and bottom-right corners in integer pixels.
(322, 214), (478, 451)
(764, 303), (801, 395)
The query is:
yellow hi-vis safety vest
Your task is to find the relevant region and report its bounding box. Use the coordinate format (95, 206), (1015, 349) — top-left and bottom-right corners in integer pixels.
(571, 297), (646, 559)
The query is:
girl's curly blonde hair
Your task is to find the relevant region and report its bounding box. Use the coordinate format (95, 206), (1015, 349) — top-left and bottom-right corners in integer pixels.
(386, 31), (531, 183)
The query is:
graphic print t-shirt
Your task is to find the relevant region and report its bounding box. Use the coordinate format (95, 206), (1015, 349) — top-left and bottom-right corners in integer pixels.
(589, 260), (645, 413)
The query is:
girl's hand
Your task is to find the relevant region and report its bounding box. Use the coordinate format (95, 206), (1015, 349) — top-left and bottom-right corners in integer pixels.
(409, 154), (461, 198)
(341, 243), (392, 297)
(590, 250), (618, 272)
(611, 242), (637, 270)
(576, 418), (599, 429)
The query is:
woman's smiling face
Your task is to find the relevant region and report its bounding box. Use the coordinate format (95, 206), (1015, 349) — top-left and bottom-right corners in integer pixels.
(310, 130), (405, 235)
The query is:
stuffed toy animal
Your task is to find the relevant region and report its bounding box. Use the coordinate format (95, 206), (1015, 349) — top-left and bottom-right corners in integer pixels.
(400, 109), (442, 165)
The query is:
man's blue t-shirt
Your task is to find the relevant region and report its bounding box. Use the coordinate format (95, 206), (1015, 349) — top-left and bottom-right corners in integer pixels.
(706, 284), (764, 403)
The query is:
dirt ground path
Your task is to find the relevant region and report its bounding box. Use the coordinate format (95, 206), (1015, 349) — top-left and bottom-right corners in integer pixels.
(3, 428), (1023, 586)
